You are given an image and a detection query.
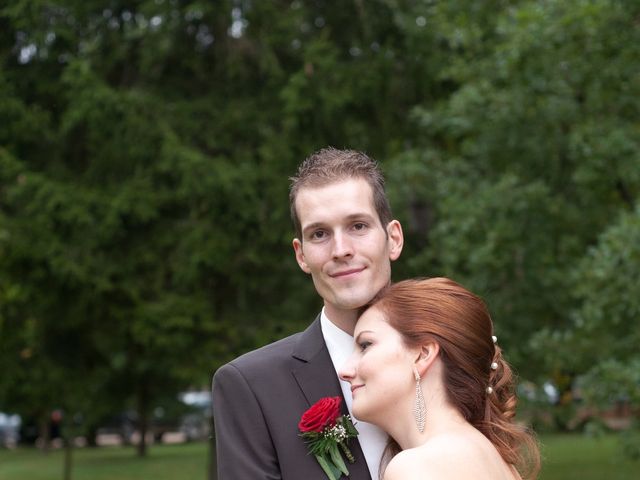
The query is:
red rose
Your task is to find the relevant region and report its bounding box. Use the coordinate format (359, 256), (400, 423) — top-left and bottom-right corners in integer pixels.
(298, 396), (342, 433)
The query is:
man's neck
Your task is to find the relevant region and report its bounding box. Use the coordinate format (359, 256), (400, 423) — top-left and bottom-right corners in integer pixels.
(323, 305), (358, 336)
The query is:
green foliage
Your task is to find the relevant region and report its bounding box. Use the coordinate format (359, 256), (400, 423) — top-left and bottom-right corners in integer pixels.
(0, 0), (639, 460)
(388, 0), (640, 371)
(0, 0), (431, 450)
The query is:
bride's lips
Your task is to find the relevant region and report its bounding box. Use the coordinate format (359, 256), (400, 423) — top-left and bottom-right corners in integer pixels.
(351, 385), (364, 395)
(330, 267), (366, 278)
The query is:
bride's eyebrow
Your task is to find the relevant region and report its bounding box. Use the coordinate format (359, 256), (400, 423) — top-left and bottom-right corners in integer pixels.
(354, 330), (374, 343)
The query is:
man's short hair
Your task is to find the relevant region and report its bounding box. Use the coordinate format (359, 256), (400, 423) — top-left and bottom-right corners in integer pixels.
(289, 147), (393, 239)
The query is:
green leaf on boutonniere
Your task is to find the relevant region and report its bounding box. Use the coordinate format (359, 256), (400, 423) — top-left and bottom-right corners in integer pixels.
(299, 397), (359, 480)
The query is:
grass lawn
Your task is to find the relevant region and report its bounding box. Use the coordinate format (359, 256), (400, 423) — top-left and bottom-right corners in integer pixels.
(539, 433), (637, 480)
(0, 434), (637, 479)
(0, 442), (211, 480)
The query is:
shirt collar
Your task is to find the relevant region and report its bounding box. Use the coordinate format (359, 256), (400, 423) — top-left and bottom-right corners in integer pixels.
(320, 307), (355, 367)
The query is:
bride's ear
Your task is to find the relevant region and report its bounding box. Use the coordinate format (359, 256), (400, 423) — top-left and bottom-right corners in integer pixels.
(414, 341), (439, 378)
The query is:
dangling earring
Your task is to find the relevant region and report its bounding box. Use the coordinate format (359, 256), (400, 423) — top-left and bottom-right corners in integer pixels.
(413, 367), (426, 433)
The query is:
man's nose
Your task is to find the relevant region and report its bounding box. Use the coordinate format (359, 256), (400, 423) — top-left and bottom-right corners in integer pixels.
(332, 231), (354, 259)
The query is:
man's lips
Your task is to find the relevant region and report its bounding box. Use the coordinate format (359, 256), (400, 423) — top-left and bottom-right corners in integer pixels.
(330, 267), (366, 278)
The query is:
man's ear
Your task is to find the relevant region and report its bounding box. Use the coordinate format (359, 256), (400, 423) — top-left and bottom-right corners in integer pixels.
(386, 220), (404, 261)
(414, 342), (439, 378)
(292, 238), (311, 274)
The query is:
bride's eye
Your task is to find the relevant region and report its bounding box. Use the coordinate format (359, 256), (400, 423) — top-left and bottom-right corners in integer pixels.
(359, 341), (372, 352)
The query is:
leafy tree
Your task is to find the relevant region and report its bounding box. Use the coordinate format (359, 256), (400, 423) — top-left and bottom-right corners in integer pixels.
(0, 0), (435, 462)
(1, 1), (639, 471)
(387, 0), (639, 373)
(534, 205), (640, 437)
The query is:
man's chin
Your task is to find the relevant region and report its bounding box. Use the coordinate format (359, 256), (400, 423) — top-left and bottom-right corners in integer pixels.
(335, 294), (377, 311)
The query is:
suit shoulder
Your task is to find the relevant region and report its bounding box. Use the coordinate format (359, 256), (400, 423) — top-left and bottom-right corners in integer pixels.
(220, 331), (304, 373)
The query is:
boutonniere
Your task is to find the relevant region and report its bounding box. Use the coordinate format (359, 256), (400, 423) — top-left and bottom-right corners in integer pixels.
(298, 396), (359, 480)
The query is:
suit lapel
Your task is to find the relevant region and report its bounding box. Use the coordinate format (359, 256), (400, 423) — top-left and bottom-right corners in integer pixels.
(291, 317), (342, 405)
(291, 316), (372, 480)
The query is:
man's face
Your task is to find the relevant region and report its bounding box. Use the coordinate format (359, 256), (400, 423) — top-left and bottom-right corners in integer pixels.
(292, 178), (403, 322)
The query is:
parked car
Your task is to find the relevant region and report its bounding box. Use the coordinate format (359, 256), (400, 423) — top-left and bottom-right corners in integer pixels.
(95, 391), (211, 444)
(95, 411), (138, 444)
(178, 391), (211, 441)
(0, 412), (21, 448)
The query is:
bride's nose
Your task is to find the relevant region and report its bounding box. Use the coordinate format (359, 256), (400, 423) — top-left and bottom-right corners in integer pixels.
(338, 354), (356, 383)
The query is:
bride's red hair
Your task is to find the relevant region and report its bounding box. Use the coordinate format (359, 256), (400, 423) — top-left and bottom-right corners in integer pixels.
(369, 277), (540, 480)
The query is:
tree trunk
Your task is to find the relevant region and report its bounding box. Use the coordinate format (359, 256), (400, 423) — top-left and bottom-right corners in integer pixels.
(63, 438), (73, 480)
(136, 385), (149, 457)
(86, 425), (98, 447)
(38, 414), (50, 453)
(208, 431), (216, 480)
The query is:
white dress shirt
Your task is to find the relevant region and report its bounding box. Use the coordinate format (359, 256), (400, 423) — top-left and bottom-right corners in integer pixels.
(320, 309), (388, 480)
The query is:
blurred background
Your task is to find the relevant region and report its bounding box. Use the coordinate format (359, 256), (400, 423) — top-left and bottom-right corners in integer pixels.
(0, 1), (638, 479)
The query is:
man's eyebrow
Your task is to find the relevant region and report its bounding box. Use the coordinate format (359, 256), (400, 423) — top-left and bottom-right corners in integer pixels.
(344, 212), (376, 222)
(301, 222), (326, 235)
(302, 213), (377, 233)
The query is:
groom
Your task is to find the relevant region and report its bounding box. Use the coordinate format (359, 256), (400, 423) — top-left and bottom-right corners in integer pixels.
(212, 147), (404, 479)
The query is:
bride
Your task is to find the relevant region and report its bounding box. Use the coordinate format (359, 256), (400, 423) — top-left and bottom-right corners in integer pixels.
(339, 278), (540, 480)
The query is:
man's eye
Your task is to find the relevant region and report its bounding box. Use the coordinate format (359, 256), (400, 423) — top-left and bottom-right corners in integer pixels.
(353, 222), (367, 231)
(310, 230), (326, 240)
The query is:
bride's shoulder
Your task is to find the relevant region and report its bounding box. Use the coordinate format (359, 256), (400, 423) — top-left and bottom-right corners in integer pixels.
(383, 439), (458, 479)
(383, 433), (491, 480)
(383, 448), (428, 480)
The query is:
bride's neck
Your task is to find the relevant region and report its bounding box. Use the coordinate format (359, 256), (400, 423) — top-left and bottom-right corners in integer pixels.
(388, 385), (468, 450)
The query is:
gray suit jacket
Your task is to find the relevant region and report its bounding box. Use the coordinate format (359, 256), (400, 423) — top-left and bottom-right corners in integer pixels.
(212, 316), (372, 480)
